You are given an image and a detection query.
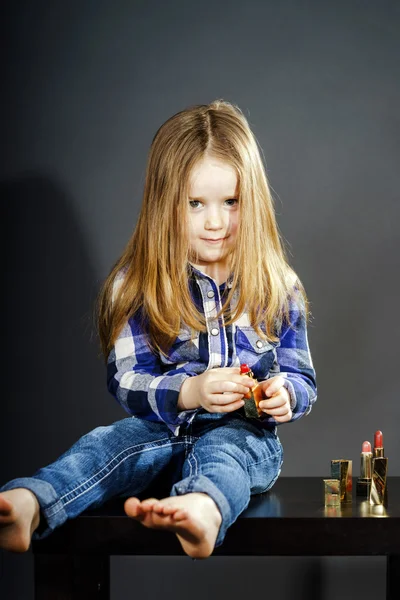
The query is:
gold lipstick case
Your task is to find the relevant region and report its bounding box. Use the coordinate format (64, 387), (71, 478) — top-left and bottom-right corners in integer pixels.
(369, 456), (388, 505)
(324, 479), (340, 506)
(356, 451), (373, 497)
(242, 367), (263, 419)
(331, 460), (352, 503)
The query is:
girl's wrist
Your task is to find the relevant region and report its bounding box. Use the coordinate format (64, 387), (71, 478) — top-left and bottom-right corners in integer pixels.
(177, 376), (200, 411)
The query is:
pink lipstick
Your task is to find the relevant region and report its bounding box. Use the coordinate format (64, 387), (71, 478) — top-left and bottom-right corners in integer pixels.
(356, 440), (372, 497)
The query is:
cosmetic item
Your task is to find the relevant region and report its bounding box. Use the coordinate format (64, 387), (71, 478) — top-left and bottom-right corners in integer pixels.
(369, 431), (388, 505)
(369, 456), (388, 505)
(373, 430), (384, 458)
(359, 500), (388, 517)
(240, 363), (263, 419)
(358, 500), (370, 517)
(356, 441), (373, 497)
(324, 505), (341, 517)
(331, 459), (352, 503)
(323, 479), (340, 507)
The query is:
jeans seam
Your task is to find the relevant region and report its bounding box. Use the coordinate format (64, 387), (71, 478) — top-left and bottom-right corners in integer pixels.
(247, 449), (282, 468)
(55, 436), (174, 503)
(46, 439), (186, 518)
(189, 438), (198, 487)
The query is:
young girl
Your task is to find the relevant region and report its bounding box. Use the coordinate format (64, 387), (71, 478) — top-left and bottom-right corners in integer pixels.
(0, 99), (317, 560)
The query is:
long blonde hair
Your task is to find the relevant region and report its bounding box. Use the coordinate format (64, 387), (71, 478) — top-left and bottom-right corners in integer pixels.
(95, 99), (309, 362)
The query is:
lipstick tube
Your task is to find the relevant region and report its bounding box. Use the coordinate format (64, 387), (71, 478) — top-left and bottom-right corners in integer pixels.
(373, 430), (384, 458)
(240, 363), (263, 419)
(369, 456), (388, 505)
(356, 441), (372, 498)
(331, 459), (352, 503)
(369, 431), (388, 505)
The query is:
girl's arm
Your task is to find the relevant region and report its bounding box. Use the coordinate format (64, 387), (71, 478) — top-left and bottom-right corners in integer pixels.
(268, 291), (317, 423)
(106, 316), (200, 437)
(106, 274), (200, 437)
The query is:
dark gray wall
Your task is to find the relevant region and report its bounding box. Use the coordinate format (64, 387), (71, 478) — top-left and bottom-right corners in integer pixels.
(1, 0), (399, 598)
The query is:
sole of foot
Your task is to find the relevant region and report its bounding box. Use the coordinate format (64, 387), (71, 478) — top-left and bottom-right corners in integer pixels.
(124, 493), (222, 559)
(0, 489), (40, 553)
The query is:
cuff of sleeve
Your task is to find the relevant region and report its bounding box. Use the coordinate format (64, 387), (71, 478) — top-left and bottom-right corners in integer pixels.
(282, 378), (297, 411)
(167, 409), (199, 437)
(161, 372), (200, 436)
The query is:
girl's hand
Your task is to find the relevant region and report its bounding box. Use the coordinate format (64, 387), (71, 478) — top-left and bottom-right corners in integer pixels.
(182, 367), (256, 414)
(258, 376), (292, 423)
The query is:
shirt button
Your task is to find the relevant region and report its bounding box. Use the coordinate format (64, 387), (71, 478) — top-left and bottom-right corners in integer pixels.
(256, 340), (263, 348)
(211, 327), (219, 336)
(207, 290), (215, 298)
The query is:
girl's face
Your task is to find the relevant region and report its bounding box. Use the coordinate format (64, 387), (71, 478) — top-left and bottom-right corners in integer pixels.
(187, 157), (239, 282)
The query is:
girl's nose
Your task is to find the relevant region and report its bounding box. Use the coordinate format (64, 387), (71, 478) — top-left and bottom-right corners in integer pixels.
(205, 209), (223, 230)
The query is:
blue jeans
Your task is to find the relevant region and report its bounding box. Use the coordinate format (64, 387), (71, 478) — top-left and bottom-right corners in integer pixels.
(0, 410), (283, 548)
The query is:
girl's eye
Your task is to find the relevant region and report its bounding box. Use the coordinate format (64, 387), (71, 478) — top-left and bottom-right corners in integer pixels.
(189, 200), (202, 209)
(189, 198), (238, 208)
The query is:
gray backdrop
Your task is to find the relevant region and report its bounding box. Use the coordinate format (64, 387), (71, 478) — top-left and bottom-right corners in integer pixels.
(1, 0), (399, 598)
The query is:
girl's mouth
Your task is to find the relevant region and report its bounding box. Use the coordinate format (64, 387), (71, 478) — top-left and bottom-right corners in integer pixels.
(202, 237), (227, 244)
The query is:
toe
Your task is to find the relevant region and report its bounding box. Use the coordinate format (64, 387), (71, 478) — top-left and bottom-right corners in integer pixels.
(124, 497), (142, 517)
(140, 498), (159, 510)
(172, 509), (188, 521)
(0, 496), (13, 515)
(159, 505), (177, 515)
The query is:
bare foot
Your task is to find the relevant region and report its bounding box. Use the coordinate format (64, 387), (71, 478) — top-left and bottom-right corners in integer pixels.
(124, 493), (222, 559)
(0, 489), (40, 552)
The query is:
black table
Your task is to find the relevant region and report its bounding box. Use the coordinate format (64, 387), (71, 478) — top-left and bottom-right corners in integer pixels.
(32, 477), (400, 599)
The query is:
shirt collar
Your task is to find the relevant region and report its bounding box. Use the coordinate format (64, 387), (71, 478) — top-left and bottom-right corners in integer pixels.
(188, 262), (234, 289)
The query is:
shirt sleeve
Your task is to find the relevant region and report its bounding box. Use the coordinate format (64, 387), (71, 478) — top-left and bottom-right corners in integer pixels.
(268, 289), (317, 424)
(106, 275), (199, 436)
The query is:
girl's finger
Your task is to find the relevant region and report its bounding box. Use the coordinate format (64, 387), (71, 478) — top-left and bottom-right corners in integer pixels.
(210, 393), (245, 406)
(210, 374), (254, 389)
(207, 399), (245, 413)
(262, 405), (290, 416)
(263, 376), (285, 397)
(230, 374), (256, 387)
(224, 381), (253, 394)
(209, 381), (250, 395)
(224, 399), (246, 412)
(273, 411), (293, 423)
(259, 396), (286, 410)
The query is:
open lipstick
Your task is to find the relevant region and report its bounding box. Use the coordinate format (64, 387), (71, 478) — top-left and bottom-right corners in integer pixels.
(240, 363), (263, 419)
(373, 430), (384, 458)
(356, 440), (372, 497)
(369, 430), (388, 505)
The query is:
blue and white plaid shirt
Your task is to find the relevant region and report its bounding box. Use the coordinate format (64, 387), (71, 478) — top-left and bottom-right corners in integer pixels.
(107, 265), (317, 436)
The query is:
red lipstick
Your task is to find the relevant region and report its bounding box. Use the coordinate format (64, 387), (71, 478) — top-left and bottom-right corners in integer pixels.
(356, 440), (372, 497)
(373, 430), (384, 457)
(240, 363), (263, 419)
(369, 430), (388, 505)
